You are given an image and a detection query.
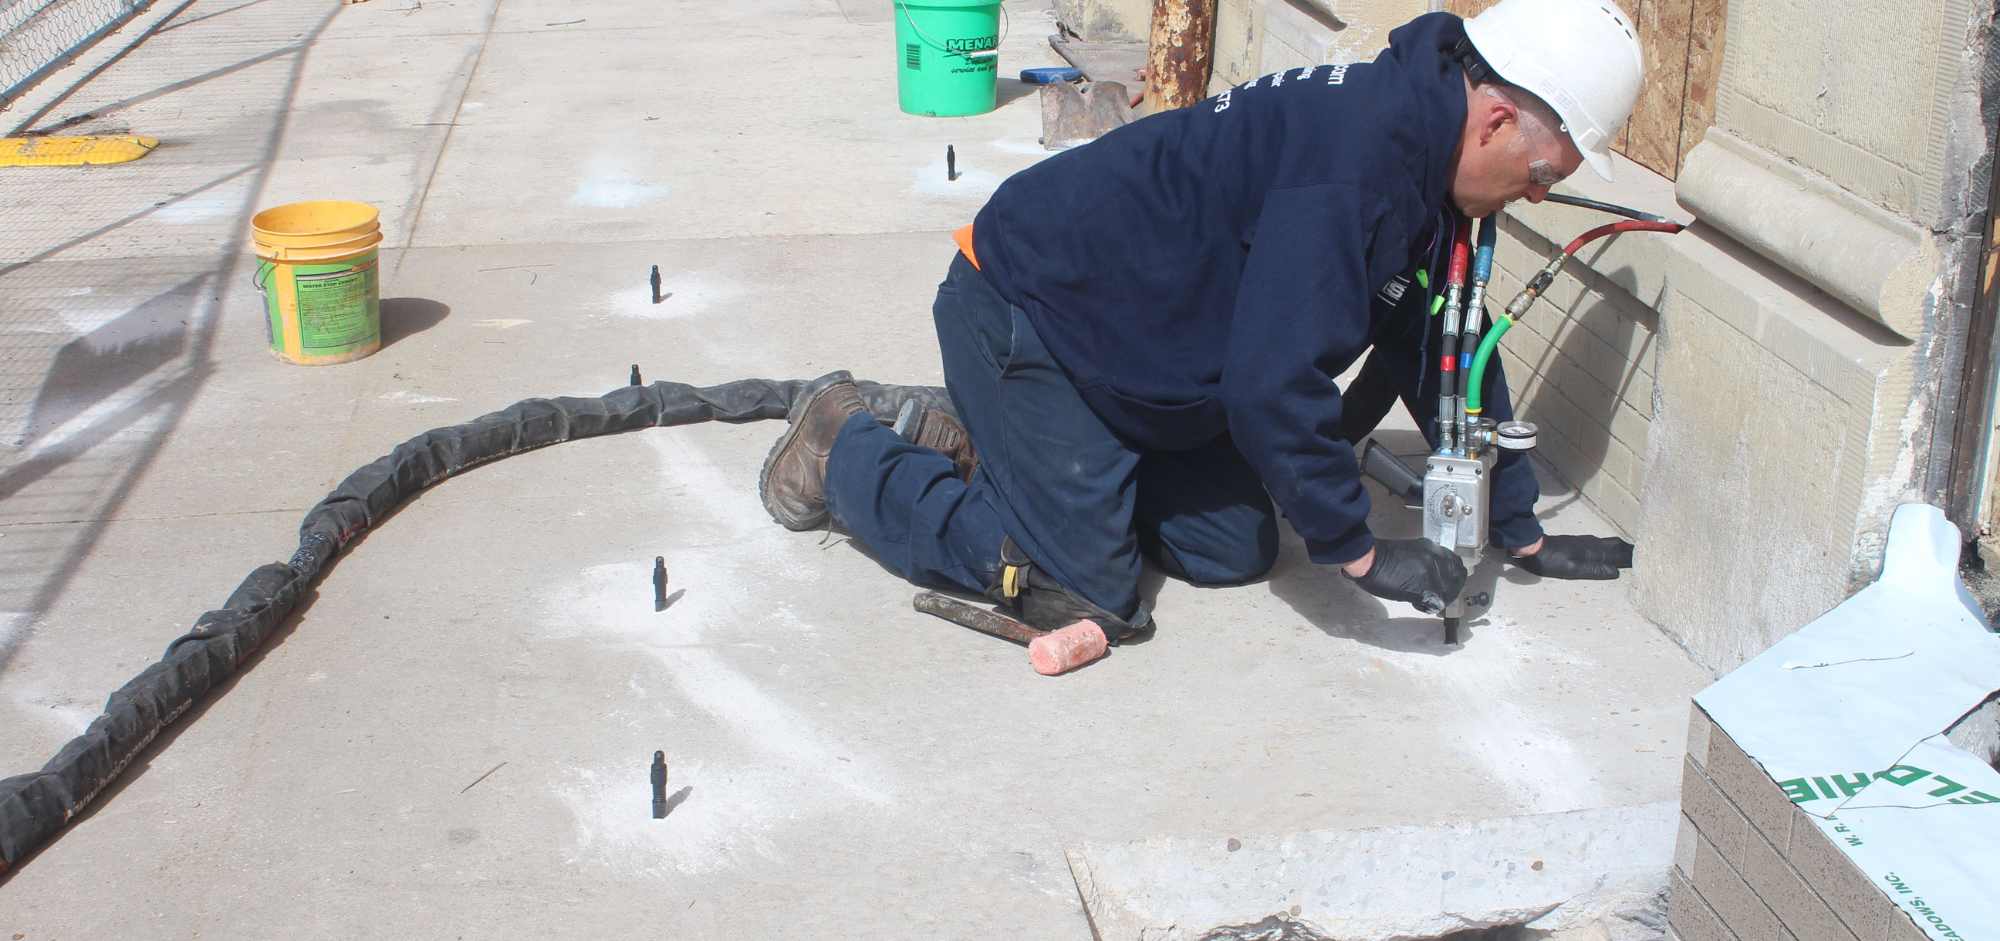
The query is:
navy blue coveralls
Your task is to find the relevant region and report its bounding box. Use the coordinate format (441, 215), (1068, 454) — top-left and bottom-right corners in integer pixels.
(823, 13), (1542, 633)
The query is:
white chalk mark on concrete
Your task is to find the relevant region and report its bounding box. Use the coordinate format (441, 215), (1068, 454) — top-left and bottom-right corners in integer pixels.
(645, 432), (783, 542)
(0, 611), (29, 649)
(570, 155), (670, 208)
(987, 136), (1051, 156)
(596, 272), (742, 321)
(548, 555), (890, 874)
(910, 156), (999, 197)
(379, 390), (458, 404)
(469, 318), (533, 330)
(546, 431), (887, 876)
(1379, 614), (1604, 815)
(152, 191), (241, 225)
(554, 759), (791, 876)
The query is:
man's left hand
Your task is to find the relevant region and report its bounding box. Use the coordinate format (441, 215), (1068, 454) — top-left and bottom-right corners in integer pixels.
(1509, 535), (1634, 580)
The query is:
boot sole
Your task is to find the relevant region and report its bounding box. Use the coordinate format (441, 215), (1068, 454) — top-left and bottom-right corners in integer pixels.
(758, 370), (856, 531)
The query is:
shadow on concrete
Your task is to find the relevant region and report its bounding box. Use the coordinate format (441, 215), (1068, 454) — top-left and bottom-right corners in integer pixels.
(1263, 545), (1469, 657)
(995, 77), (1038, 109)
(153, 0), (281, 34)
(0, 165), (257, 280)
(0, 2), (344, 679)
(13, 276), (200, 451)
(661, 785), (693, 817)
(379, 297), (451, 348)
(21, 42), (306, 136)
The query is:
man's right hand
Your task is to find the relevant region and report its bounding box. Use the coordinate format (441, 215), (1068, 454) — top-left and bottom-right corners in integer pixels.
(1342, 538), (1468, 615)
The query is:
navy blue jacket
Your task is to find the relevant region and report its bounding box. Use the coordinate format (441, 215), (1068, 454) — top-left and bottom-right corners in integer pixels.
(971, 13), (1541, 564)
(1360, 246), (1542, 557)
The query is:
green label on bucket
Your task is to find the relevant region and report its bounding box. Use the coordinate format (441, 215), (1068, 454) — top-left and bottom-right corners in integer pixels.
(295, 256), (379, 353)
(255, 252), (381, 358)
(945, 35), (995, 54)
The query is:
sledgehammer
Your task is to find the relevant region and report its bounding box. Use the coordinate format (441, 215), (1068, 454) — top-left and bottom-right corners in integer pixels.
(912, 591), (1107, 675)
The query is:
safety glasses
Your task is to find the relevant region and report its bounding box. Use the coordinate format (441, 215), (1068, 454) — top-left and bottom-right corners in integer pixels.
(1517, 109), (1573, 188)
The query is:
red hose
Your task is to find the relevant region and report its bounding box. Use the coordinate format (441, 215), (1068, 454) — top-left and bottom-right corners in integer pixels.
(1448, 222), (1472, 285)
(1562, 219), (1684, 256)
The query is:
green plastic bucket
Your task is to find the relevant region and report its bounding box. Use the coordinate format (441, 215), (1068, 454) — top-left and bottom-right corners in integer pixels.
(894, 0), (1001, 117)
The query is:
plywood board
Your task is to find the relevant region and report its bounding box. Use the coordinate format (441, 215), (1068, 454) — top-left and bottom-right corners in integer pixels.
(1624, 0), (1694, 177)
(1677, 0), (1728, 171)
(1608, 0), (1643, 156)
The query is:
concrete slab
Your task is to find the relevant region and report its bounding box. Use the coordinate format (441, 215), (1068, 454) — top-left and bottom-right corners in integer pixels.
(408, 1), (1064, 246)
(1, 0), (1712, 937)
(1069, 802), (1678, 940)
(152, 0), (496, 44)
(7, 32), (478, 254)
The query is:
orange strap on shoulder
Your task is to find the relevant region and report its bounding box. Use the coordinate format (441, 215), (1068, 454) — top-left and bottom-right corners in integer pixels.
(953, 223), (981, 270)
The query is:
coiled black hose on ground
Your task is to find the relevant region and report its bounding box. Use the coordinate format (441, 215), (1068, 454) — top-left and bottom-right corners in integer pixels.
(0, 376), (953, 873)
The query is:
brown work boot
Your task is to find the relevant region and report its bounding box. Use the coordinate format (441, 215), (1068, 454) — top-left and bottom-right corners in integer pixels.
(890, 400), (981, 482)
(759, 371), (871, 530)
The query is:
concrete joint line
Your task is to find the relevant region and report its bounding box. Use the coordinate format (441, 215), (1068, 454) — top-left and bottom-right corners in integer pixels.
(397, 0), (505, 271)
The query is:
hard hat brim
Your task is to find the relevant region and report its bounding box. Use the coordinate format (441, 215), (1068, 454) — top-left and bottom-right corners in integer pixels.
(1579, 142), (1615, 182)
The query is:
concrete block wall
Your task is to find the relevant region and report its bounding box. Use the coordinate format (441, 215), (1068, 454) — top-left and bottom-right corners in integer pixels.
(1498, 172), (1914, 673)
(1637, 214), (1907, 670)
(1210, 0), (1422, 90)
(1486, 214), (1660, 534)
(1053, 0), (1153, 42)
(1261, 0), (1416, 74)
(1669, 705), (1932, 941)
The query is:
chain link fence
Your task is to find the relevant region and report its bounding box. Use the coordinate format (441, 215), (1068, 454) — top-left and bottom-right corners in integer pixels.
(0, 0), (153, 109)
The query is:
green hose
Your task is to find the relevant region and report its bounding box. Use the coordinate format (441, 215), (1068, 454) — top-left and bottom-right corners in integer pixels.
(1465, 317), (1512, 415)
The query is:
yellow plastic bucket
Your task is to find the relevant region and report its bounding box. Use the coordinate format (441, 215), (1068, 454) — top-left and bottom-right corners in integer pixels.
(250, 200), (384, 365)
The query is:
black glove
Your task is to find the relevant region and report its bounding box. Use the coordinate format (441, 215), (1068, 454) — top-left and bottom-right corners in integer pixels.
(1345, 538), (1468, 615)
(1511, 534), (1634, 580)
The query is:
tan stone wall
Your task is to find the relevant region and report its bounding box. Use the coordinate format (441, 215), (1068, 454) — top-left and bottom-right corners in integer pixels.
(1211, 0), (1265, 90)
(1713, 0), (1971, 221)
(1053, 0), (1155, 42)
(1497, 161), (1918, 672)
(1211, 0), (1425, 91)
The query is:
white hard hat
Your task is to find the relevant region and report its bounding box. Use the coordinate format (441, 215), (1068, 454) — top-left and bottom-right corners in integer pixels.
(1463, 0), (1644, 180)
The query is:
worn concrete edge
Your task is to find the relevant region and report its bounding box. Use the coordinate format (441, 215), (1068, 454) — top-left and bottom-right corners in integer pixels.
(1065, 802), (1679, 941)
(1067, 846), (1109, 941)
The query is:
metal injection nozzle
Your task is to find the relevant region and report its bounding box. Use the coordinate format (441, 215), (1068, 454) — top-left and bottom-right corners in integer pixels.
(651, 750), (668, 819)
